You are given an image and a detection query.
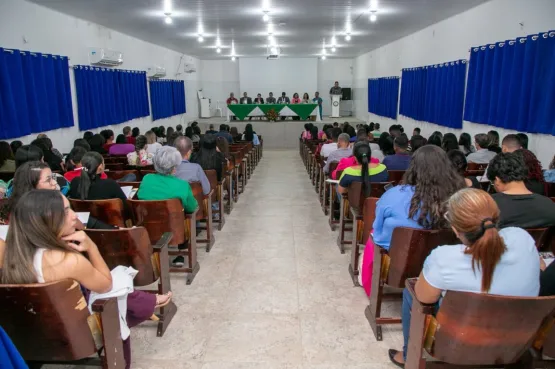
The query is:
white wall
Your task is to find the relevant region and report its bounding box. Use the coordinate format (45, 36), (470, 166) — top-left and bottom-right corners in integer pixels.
(353, 0), (555, 166)
(0, 0), (200, 153)
(200, 58), (353, 118)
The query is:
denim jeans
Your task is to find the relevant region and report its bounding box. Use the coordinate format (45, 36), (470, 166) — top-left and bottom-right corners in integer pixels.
(401, 288), (412, 361)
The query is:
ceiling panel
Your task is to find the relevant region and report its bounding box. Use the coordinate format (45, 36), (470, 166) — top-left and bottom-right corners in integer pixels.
(28, 0), (489, 59)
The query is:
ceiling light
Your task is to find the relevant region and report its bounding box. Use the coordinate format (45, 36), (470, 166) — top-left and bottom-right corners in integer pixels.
(331, 47), (336, 52)
(163, 0), (172, 14)
(262, 12), (270, 22)
(164, 15), (172, 24)
(370, 0), (379, 11)
(321, 56), (327, 60)
(331, 36), (337, 46)
(216, 47), (221, 53)
(270, 47), (278, 54)
(370, 12), (378, 22)
(345, 33), (351, 41)
(198, 35), (204, 42)
(322, 48), (327, 55)
(231, 56), (236, 61)
(267, 23), (274, 35)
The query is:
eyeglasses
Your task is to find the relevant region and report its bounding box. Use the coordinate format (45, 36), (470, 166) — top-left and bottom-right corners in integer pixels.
(42, 175), (57, 184)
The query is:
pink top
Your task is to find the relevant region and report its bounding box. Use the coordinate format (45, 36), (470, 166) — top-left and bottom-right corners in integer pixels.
(301, 131), (311, 141)
(291, 97), (302, 104)
(332, 156), (380, 180)
(318, 131), (326, 140)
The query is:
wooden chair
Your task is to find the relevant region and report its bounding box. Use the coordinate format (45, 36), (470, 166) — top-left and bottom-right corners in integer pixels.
(349, 197), (379, 285)
(328, 170), (343, 231)
(405, 278), (555, 369)
(104, 169), (140, 181)
(190, 182), (215, 252)
(0, 280), (125, 368)
(387, 170), (405, 185)
(86, 227), (177, 337)
(321, 161), (338, 215)
(69, 198), (128, 228)
(547, 182), (555, 197)
(224, 156), (235, 214)
(128, 198), (200, 284)
(337, 182), (392, 253)
(104, 163), (125, 171)
(463, 169), (485, 178)
(205, 169), (225, 230)
(365, 227), (459, 341)
(118, 181), (141, 188)
(467, 162), (488, 170)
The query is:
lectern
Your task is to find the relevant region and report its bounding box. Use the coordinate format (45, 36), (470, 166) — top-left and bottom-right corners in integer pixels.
(330, 94), (341, 118)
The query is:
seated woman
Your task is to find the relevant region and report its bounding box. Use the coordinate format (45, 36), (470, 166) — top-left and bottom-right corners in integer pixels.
(0, 141), (15, 173)
(65, 146), (106, 182)
(302, 92), (311, 104)
(544, 154), (555, 183)
(191, 135), (226, 182)
(127, 135), (153, 166)
(358, 145), (465, 295)
(291, 93), (302, 104)
(109, 134), (135, 156)
(517, 149), (546, 195)
(337, 142), (389, 196)
(89, 134), (107, 155)
(301, 123), (313, 141)
(388, 188), (540, 367)
(0, 190), (172, 369)
(242, 123), (261, 146)
(68, 152), (128, 204)
(447, 149), (481, 189)
(230, 127), (242, 142)
(145, 130), (162, 155)
(30, 137), (64, 172)
(487, 152), (555, 228)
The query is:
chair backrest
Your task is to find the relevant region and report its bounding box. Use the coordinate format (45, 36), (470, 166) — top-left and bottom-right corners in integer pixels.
(85, 227), (156, 286)
(464, 169), (485, 177)
(104, 169), (140, 181)
(204, 169), (219, 202)
(0, 279), (97, 361)
(328, 161), (338, 175)
(347, 181), (393, 211)
(190, 182), (207, 220)
(387, 170), (405, 185)
(387, 227), (459, 287)
(118, 181), (141, 188)
(430, 291), (555, 365)
(526, 227), (551, 251)
(128, 198), (185, 245)
(547, 183), (555, 198)
(69, 198), (126, 228)
(104, 163), (125, 171)
(467, 162), (488, 170)
(362, 197), (379, 244)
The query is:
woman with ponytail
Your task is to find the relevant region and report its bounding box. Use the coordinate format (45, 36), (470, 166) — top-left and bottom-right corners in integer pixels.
(127, 135), (153, 166)
(68, 152), (127, 204)
(388, 188), (540, 367)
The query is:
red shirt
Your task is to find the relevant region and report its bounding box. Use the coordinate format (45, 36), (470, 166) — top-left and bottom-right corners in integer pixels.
(226, 97), (238, 104)
(64, 168), (108, 182)
(126, 136), (136, 145)
(103, 143), (115, 151)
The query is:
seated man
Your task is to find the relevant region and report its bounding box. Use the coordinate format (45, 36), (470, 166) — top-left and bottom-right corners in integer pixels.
(320, 128), (342, 158)
(240, 92), (252, 104)
(323, 133), (351, 174)
(266, 92), (276, 104)
(173, 136), (210, 196)
(206, 124), (217, 135)
(487, 152), (555, 228)
(467, 133), (496, 164)
(277, 92), (290, 104)
(226, 92), (238, 105)
(383, 134), (411, 171)
(215, 124), (233, 143)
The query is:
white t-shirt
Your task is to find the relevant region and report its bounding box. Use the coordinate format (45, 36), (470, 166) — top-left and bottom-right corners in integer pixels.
(423, 227), (540, 297)
(146, 142), (162, 155)
(320, 143), (338, 158)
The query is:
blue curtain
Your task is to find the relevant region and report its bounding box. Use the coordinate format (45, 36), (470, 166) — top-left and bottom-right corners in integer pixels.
(150, 80), (186, 121)
(0, 48), (74, 139)
(74, 66), (149, 131)
(465, 31), (555, 135)
(368, 77), (399, 119)
(400, 60), (467, 128)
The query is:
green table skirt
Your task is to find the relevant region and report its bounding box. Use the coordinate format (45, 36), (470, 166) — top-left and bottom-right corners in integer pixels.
(227, 103), (318, 120)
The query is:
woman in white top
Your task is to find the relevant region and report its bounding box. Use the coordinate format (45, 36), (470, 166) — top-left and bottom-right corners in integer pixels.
(388, 188), (540, 367)
(145, 130), (162, 155)
(127, 135), (154, 166)
(0, 190), (172, 369)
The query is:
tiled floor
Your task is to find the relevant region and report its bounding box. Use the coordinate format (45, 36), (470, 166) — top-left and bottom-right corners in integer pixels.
(52, 150), (403, 368)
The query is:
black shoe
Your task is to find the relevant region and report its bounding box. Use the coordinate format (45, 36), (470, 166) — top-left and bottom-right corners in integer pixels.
(388, 349), (405, 368)
(172, 256), (185, 267)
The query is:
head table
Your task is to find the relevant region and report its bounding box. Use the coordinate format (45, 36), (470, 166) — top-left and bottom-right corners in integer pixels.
(227, 103), (321, 121)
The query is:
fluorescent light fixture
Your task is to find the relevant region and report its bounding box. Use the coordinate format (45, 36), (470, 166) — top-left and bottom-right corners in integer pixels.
(321, 55), (327, 60)
(262, 0), (271, 11)
(164, 16), (172, 24)
(262, 12), (270, 22)
(163, 0), (172, 14)
(331, 47), (336, 52)
(322, 48), (327, 55)
(331, 36), (337, 46)
(198, 35), (204, 42)
(216, 47), (221, 53)
(267, 23), (274, 34)
(270, 47), (278, 54)
(370, 11), (377, 22)
(231, 56), (236, 61)
(345, 33), (351, 41)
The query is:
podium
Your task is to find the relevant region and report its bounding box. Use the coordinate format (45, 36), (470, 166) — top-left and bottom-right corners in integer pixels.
(197, 90), (210, 118)
(330, 94), (341, 118)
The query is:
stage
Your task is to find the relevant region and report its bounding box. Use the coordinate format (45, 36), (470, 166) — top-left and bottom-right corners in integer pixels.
(194, 116), (365, 149)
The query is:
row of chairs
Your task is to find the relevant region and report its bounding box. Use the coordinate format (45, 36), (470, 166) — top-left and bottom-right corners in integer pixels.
(299, 138), (555, 369)
(0, 140), (262, 368)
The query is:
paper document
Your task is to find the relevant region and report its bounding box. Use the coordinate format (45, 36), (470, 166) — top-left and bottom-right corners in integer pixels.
(0, 225), (8, 241)
(325, 179), (339, 184)
(120, 186), (134, 199)
(76, 212), (90, 225)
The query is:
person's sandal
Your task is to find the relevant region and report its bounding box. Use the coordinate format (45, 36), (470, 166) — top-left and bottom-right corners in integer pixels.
(388, 349), (405, 368)
(154, 292), (173, 309)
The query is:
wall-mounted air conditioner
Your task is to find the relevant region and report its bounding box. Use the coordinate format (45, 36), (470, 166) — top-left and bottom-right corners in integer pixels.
(184, 63), (197, 73)
(89, 48), (123, 67)
(147, 66), (167, 78)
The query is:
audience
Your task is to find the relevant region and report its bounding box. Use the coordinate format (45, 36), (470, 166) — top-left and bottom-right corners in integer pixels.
(487, 152), (555, 228)
(427, 132), (442, 147)
(166, 127), (175, 139)
(467, 133), (496, 164)
(216, 136), (231, 161)
(412, 127), (421, 137)
(123, 126), (135, 145)
(488, 130), (502, 153)
(337, 142), (389, 195)
(31, 137), (64, 171)
(157, 126), (167, 144)
(216, 124), (233, 143)
(167, 132), (180, 147)
(206, 124), (218, 135)
(83, 131), (94, 141)
(388, 187), (540, 367)
(191, 126), (201, 143)
(64, 146), (108, 182)
(242, 123), (260, 146)
(321, 128), (342, 157)
(109, 134), (135, 156)
(441, 133), (459, 152)
(176, 124), (183, 134)
(409, 135), (426, 153)
(378, 132), (395, 157)
(301, 123), (313, 141)
(544, 155), (555, 183)
(517, 149), (546, 195)
(458, 132), (475, 155)
(14, 144), (43, 168)
(383, 134), (411, 170)
(173, 136), (210, 195)
(0, 141), (15, 173)
(230, 126), (242, 142)
(145, 130), (162, 155)
(448, 149), (481, 189)
(371, 123), (382, 138)
(191, 134), (225, 182)
(10, 140), (23, 156)
(89, 134), (107, 155)
(389, 125), (402, 138)
(127, 135), (154, 166)
(517, 133), (529, 149)
(74, 138), (91, 152)
(501, 134), (522, 153)
(101, 130), (115, 151)
(323, 133), (351, 174)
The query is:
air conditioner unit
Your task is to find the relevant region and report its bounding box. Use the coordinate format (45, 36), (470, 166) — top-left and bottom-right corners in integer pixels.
(89, 47), (123, 67)
(147, 66), (167, 78)
(184, 63), (196, 73)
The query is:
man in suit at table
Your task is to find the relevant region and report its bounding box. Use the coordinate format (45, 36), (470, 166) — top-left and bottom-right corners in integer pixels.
(254, 93), (264, 104)
(266, 92), (276, 104)
(277, 92), (290, 120)
(240, 92), (252, 104)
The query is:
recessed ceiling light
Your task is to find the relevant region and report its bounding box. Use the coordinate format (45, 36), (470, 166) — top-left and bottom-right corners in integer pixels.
(270, 47), (278, 54)
(262, 12), (270, 22)
(231, 56), (236, 61)
(164, 15), (172, 25)
(321, 55), (327, 60)
(198, 35), (204, 42)
(331, 47), (336, 52)
(370, 12), (377, 22)
(345, 34), (351, 41)
(216, 47), (221, 53)
(163, 0), (172, 14)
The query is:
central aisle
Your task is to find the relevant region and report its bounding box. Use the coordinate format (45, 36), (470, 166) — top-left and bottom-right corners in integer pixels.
(130, 150), (402, 368)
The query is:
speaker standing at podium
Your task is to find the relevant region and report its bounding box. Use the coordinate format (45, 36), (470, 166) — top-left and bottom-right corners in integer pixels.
(329, 81), (342, 118)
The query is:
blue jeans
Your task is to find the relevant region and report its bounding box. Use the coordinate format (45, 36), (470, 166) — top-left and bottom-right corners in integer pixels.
(401, 288), (413, 361)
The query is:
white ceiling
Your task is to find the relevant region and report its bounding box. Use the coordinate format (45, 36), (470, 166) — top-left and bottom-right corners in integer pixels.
(29, 0), (489, 59)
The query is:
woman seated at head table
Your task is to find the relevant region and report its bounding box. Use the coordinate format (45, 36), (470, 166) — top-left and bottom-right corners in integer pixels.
(0, 190), (172, 369)
(291, 92), (302, 104)
(487, 152), (555, 229)
(302, 92), (311, 104)
(387, 188), (540, 367)
(127, 135), (154, 166)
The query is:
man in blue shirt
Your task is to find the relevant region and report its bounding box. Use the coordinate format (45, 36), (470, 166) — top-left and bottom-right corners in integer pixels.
(215, 124), (233, 143)
(173, 136), (210, 195)
(312, 91), (323, 120)
(383, 134), (411, 171)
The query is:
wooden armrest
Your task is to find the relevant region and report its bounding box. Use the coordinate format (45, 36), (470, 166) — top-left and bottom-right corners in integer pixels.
(152, 232), (173, 251)
(185, 207), (199, 218)
(405, 278), (435, 315)
(92, 297), (125, 367)
(205, 189), (214, 199)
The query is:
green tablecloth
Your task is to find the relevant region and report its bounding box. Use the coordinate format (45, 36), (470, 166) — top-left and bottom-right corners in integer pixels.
(227, 103), (318, 120)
